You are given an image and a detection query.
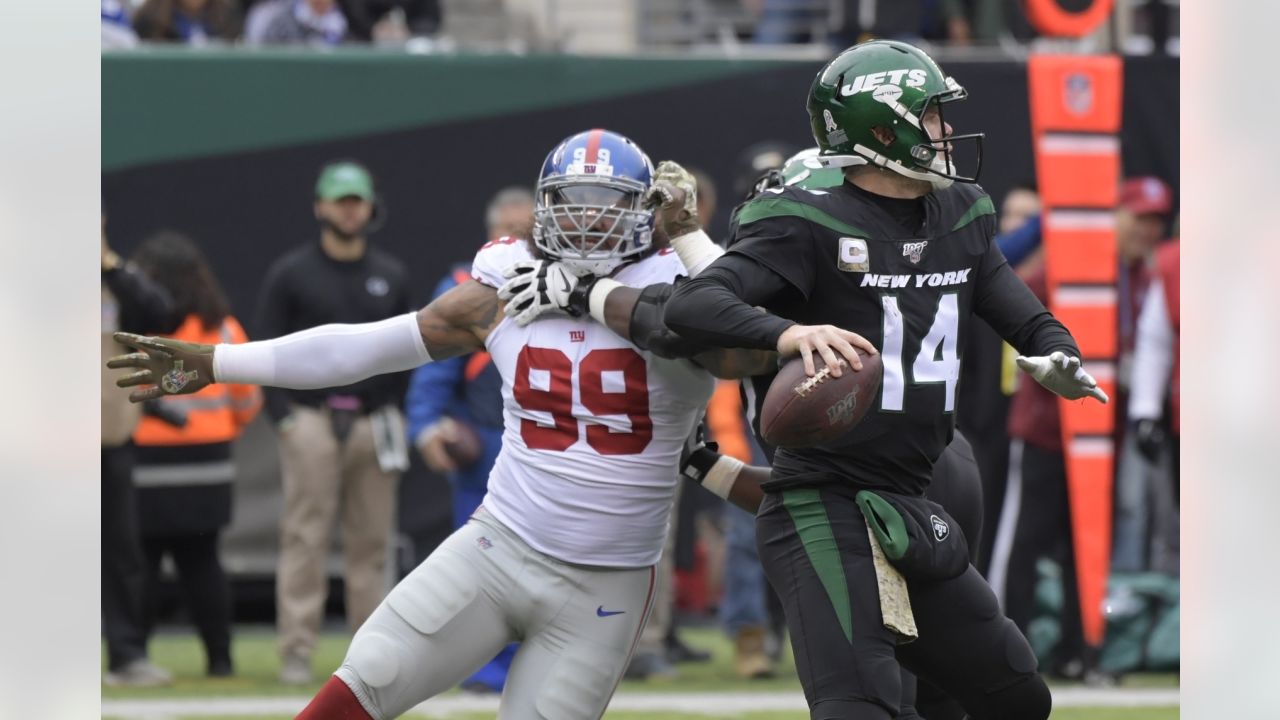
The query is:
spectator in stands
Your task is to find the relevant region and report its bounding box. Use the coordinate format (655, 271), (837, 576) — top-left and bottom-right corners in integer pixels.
(1112, 176), (1174, 573)
(258, 160), (413, 684)
(103, 0), (141, 48)
(245, 0), (351, 46)
(834, 0), (982, 46)
(339, 0), (441, 42)
(1127, 235), (1179, 576)
(102, 212), (178, 687)
(403, 186), (532, 693)
(752, 0), (833, 44)
(130, 231), (262, 678)
(133, 0), (243, 44)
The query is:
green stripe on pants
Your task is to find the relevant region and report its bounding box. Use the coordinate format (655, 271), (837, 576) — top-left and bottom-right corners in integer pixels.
(782, 488), (853, 644)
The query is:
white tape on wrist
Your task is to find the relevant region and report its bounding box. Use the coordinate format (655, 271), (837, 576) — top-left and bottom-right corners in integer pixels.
(670, 229), (725, 277)
(700, 455), (745, 500)
(587, 278), (624, 326)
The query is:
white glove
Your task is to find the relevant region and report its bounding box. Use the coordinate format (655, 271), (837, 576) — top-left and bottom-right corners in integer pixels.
(1015, 351), (1109, 403)
(497, 259), (583, 326)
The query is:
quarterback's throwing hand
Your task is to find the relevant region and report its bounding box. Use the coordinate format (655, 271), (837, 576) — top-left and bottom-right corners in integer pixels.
(776, 324), (878, 377)
(107, 332), (216, 403)
(1016, 351), (1109, 403)
(497, 259), (584, 326)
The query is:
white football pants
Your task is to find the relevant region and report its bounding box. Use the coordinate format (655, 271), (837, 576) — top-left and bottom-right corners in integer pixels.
(333, 507), (658, 719)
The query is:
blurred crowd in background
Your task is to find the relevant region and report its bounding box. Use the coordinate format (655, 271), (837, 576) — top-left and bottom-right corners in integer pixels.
(102, 0), (1180, 56)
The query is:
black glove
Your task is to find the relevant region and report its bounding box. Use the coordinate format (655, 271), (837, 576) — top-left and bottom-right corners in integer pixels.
(680, 420), (721, 482)
(1133, 418), (1166, 463)
(566, 273), (600, 318)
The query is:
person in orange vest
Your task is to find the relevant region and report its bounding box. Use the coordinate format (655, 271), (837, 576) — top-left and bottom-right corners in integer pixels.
(130, 231), (262, 678)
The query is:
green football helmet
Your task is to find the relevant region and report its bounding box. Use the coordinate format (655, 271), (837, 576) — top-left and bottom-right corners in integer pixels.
(807, 39), (984, 188)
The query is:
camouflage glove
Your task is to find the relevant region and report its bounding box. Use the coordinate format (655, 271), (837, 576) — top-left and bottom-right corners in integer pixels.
(107, 332), (216, 403)
(1015, 351), (1109, 403)
(643, 160), (701, 239)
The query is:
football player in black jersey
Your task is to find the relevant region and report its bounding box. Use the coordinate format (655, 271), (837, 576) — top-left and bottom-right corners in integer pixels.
(659, 40), (1106, 720)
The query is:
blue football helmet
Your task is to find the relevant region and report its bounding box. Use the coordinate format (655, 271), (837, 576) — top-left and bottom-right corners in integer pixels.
(533, 129), (656, 276)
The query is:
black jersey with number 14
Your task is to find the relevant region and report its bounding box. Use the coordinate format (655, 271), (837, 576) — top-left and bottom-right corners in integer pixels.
(727, 181), (1078, 495)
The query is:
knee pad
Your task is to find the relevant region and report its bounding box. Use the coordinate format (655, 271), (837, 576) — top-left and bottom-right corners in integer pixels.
(345, 631), (401, 689)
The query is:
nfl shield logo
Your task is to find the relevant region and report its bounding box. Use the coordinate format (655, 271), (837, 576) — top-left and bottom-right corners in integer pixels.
(930, 514), (950, 542)
(1064, 72), (1093, 116)
(902, 241), (928, 264)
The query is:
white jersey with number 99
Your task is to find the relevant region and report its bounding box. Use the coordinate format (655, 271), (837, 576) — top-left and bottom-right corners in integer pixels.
(470, 238), (714, 568)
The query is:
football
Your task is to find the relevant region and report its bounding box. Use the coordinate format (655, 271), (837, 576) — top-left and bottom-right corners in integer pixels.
(760, 349), (883, 448)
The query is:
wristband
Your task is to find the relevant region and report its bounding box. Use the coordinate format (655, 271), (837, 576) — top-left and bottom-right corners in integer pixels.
(682, 447), (743, 500)
(587, 278), (623, 326)
(669, 228), (724, 277)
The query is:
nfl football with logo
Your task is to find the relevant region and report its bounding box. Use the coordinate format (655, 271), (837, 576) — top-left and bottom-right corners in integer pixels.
(760, 349), (882, 448)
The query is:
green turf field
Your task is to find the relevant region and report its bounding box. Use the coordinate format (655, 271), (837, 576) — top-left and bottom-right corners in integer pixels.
(103, 626), (1177, 719)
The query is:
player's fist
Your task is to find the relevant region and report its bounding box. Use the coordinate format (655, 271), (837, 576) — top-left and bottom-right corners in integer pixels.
(497, 259), (584, 325)
(1015, 352), (1108, 403)
(644, 160), (700, 239)
(108, 332), (216, 403)
(776, 324), (878, 377)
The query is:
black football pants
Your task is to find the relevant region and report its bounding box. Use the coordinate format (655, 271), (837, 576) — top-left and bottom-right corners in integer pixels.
(757, 485), (1049, 720)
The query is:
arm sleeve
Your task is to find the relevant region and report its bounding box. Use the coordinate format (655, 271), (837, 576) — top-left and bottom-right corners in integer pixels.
(255, 262), (298, 423)
(404, 274), (467, 443)
(664, 253), (799, 350)
(1127, 278), (1174, 421)
(103, 264), (177, 335)
(994, 214), (1043, 268)
(626, 280), (711, 359)
(972, 239), (1080, 359)
(222, 317), (263, 429)
(213, 311), (431, 389)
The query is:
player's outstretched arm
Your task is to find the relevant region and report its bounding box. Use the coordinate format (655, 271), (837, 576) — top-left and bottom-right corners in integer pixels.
(108, 279), (499, 403)
(972, 243), (1106, 404)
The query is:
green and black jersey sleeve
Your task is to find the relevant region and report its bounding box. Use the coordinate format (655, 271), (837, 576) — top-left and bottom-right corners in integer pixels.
(663, 213), (812, 351)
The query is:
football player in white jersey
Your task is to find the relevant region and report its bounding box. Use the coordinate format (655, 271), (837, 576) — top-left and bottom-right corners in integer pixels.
(105, 129), (810, 720)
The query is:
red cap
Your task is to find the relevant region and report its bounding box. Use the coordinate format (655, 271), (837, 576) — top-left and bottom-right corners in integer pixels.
(1119, 176), (1172, 215)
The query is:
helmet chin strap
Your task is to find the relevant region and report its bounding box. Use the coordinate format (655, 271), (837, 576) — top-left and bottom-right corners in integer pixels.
(835, 146), (953, 190)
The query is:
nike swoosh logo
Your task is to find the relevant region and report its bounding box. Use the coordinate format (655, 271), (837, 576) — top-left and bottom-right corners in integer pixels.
(560, 274), (572, 294)
(596, 606), (625, 617)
